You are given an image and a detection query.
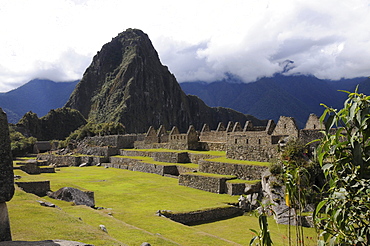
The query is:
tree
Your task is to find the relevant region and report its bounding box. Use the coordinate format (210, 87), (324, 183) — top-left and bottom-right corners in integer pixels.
(314, 89), (370, 245)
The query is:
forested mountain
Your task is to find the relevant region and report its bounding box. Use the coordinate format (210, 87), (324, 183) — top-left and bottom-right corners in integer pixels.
(180, 75), (369, 128)
(0, 79), (78, 123)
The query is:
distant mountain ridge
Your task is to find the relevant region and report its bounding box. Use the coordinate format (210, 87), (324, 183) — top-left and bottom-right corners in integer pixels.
(0, 79), (78, 123)
(180, 75), (370, 128)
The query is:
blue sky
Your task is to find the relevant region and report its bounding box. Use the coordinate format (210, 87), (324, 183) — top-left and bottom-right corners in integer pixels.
(0, 0), (369, 92)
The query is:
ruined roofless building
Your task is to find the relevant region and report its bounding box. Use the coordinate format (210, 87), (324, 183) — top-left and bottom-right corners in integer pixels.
(226, 114), (324, 162)
(0, 108), (14, 241)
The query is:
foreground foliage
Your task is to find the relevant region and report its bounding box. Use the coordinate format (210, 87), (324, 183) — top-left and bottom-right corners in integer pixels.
(315, 89), (370, 245)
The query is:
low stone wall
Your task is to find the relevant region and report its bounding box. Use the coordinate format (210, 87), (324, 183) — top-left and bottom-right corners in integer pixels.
(226, 181), (246, 195)
(77, 146), (119, 157)
(199, 160), (268, 180)
(119, 150), (153, 157)
(80, 156), (109, 165)
(152, 152), (190, 163)
(225, 180), (261, 195)
(176, 165), (198, 174)
(37, 154), (80, 167)
(107, 157), (179, 176)
(15, 181), (50, 196)
(179, 172), (236, 194)
(187, 153), (220, 164)
(134, 142), (170, 149)
(20, 163), (40, 174)
(37, 154), (108, 167)
(110, 156), (140, 166)
(39, 167), (55, 173)
(159, 206), (243, 225)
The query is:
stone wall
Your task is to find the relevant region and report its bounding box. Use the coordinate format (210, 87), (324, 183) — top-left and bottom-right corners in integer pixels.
(108, 157), (179, 176)
(159, 206), (243, 225)
(15, 181), (50, 196)
(119, 150), (153, 157)
(304, 113), (323, 130)
(0, 203), (11, 241)
(187, 153), (221, 164)
(225, 129), (280, 162)
(178, 172), (236, 193)
(152, 152), (190, 163)
(133, 141), (170, 149)
(299, 129), (324, 148)
(176, 164), (198, 174)
(0, 109), (14, 203)
(39, 167), (56, 173)
(272, 116), (299, 138)
(199, 131), (227, 143)
(84, 134), (144, 149)
(20, 163), (41, 174)
(37, 154), (108, 167)
(199, 160), (268, 180)
(226, 181), (246, 195)
(0, 108), (14, 241)
(198, 142), (226, 151)
(226, 144), (278, 162)
(77, 146), (119, 157)
(19, 163), (55, 174)
(225, 180), (262, 196)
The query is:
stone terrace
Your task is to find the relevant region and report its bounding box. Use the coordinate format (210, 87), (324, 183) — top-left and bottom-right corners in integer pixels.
(37, 149), (268, 195)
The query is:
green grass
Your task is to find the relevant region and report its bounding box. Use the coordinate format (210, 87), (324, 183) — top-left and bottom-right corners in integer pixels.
(206, 157), (270, 167)
(9, 165), (317, 245)
(226, 179), (260, 184)
(176, 163), (199, 169)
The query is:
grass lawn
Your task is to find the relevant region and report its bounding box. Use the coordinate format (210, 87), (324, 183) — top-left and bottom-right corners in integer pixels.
(9, 165), (317, 245)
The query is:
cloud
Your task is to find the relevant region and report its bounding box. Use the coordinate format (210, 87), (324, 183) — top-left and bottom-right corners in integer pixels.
(0, 0), (369, 91)
(169, 0), (370, 82)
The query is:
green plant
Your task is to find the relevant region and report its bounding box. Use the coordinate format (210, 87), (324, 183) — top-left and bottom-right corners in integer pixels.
(280, 140), (318, 246)
(63, 121), (126, 146)
(269, 161), (283, 175)
(250, 203), (274, 246)
(314, 89), (370, 245)
(9, 126), (37, 157)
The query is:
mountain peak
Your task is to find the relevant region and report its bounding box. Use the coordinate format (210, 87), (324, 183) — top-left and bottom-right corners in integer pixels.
(65, 29), (263, 133)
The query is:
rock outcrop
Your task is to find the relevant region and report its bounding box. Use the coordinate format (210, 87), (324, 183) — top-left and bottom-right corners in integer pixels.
(15, 108), (87, 140)
(66, 28), (264, 133)
(48, 187), (95, 207)
(0, 108), (14, 241)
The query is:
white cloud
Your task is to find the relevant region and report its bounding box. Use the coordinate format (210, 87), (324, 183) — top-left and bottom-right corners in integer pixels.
(0, 0), (369, 92)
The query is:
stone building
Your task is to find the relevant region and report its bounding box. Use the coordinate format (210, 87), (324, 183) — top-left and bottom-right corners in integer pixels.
(226, 114), (324, 162)
(88, 114), (325, 163)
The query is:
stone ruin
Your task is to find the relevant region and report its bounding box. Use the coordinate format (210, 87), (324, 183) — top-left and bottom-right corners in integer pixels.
(132, 113), (324, 162)
(31, 113), (325, 227)
(0, 108), (14, 241)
